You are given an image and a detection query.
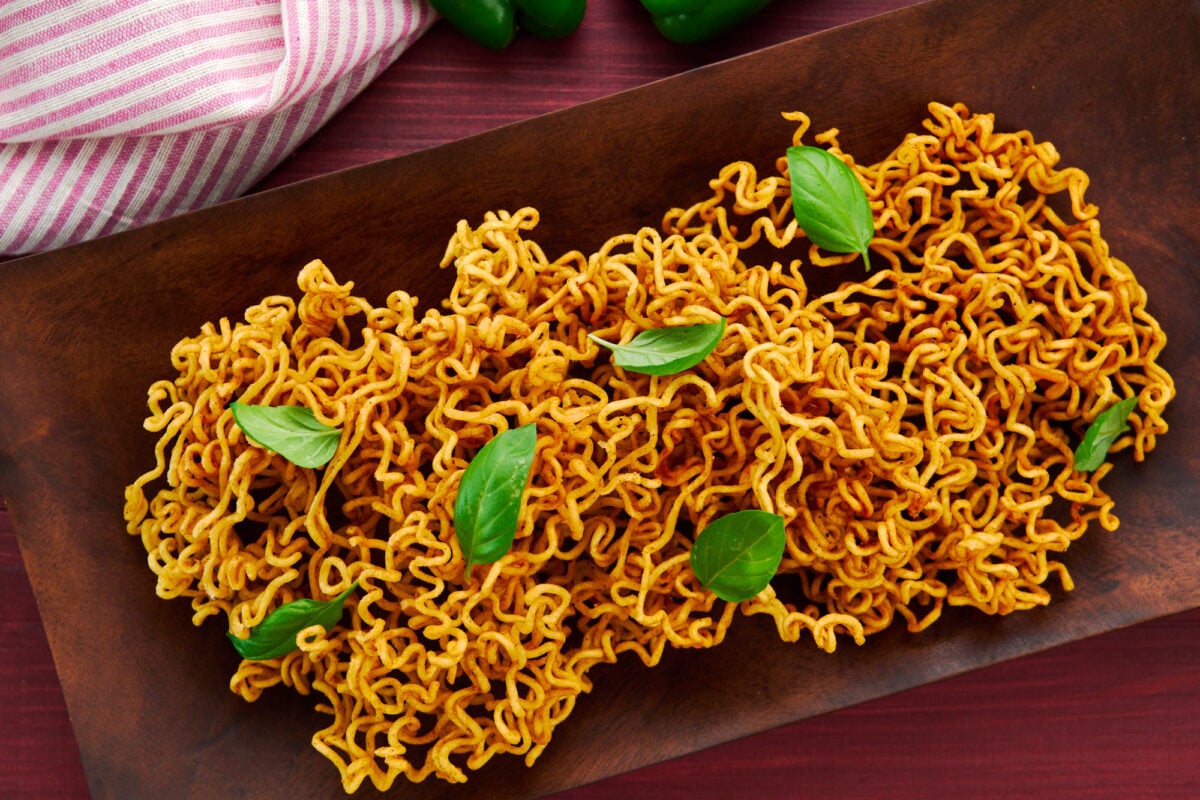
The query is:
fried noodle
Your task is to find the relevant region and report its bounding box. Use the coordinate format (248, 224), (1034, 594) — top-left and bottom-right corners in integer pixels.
(124, 102), (1174, 791)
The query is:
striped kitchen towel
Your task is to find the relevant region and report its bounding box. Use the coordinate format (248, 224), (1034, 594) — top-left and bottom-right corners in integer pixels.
(0, 0), (434, 256)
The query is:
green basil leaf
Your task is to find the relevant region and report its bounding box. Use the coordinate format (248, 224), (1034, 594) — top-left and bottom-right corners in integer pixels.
(689, 509), (786, 602)
(1073, 396), (1139, 472)
(786, 145), (873, 270)
(228, 582), (358, 660)
(230, 401), (340, 468)
(454, 424), (538, 575)
(588, 318), (726, 376)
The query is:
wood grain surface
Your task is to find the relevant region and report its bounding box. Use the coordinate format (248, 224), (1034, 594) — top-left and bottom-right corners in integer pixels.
(2, 1), (1199, 798)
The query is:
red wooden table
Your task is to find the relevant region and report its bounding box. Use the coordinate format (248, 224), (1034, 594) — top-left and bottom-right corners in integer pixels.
(3, 2), (1199, 797)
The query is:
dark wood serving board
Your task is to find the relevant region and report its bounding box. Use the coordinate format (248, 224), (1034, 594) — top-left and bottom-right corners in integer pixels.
(0, 0), (1197, 797)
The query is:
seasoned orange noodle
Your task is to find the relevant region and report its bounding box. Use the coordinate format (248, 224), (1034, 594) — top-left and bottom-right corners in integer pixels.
(124, 102), (1173, 791)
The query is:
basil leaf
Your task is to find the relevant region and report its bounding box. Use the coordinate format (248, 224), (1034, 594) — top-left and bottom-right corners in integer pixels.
(455, 424), (538, 575)
(786, 145), (873, 270)
(228, 582), (358, 661)
(230, 401), (340, 468)
(1073, 396), (1139, 472)
(690, 509), (786, 602)
(588, 318), (726, 376)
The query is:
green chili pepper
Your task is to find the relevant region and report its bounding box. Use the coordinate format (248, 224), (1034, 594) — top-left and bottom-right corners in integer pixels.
(516, 0), (587, 39)
(429, 0), (517, 49)
(638, 0), (710, 14)
(651, 0), (774, 44)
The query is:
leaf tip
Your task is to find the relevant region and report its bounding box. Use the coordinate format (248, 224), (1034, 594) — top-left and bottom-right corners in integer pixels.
(226, 630), (250, 658)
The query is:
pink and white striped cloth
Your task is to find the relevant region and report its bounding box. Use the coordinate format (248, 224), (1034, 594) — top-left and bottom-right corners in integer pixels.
(0, 0), (434, 256)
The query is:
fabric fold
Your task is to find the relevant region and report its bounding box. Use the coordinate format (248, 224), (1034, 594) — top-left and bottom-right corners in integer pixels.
(0, 0), (434, 256)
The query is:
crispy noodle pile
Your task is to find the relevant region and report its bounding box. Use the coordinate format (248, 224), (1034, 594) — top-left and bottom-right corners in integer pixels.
(124, 102), (1174, 791)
